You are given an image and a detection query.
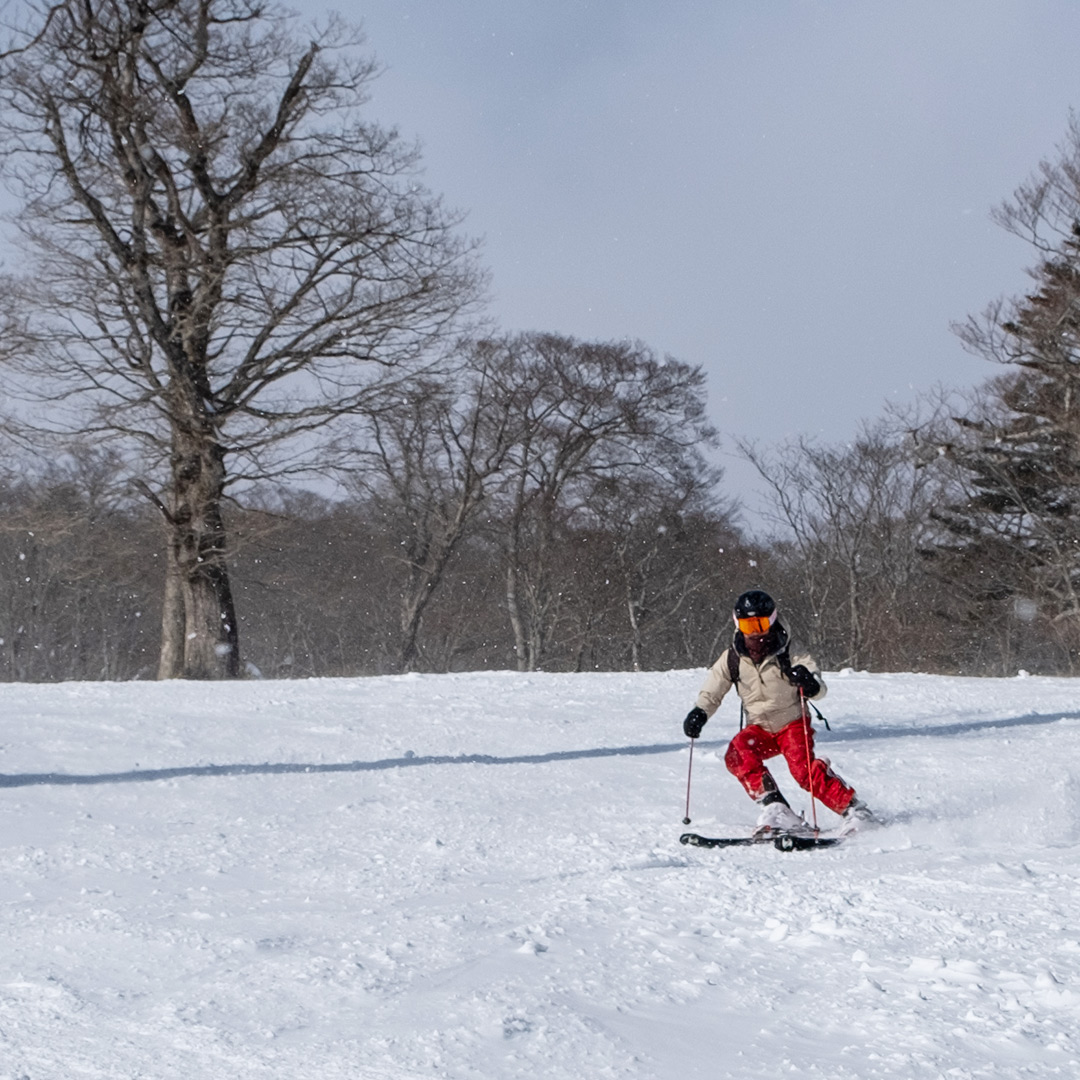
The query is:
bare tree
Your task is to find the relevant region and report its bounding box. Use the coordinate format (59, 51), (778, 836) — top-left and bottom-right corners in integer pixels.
(585, 470), (731, 671)
(347, 348), (517, 672)
(0, 447), (162, 680)
(480, 333), (717, 671)
(0, 0), (483, 678)
(741, 419), (937, 670)
(225, 491), (400, 676)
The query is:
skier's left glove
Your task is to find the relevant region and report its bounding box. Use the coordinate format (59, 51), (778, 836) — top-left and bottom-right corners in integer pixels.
(787, 664), (820, 697)
(683, 707), (707, 739)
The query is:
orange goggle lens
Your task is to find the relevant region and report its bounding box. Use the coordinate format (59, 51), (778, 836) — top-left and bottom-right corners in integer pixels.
(736, 615), (774, 636)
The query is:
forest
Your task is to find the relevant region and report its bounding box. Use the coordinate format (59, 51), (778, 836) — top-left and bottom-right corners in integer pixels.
(2, 0), (1080, 681)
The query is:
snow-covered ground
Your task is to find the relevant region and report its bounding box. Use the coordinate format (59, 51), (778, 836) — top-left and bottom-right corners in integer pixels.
(2, 667), (1079, 1079)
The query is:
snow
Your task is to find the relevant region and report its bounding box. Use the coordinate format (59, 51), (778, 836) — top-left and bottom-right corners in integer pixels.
(2, 668), (1080, 1078)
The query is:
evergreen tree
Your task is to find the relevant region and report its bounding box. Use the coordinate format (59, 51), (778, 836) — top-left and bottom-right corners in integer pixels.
(935, 116), (1080, 669)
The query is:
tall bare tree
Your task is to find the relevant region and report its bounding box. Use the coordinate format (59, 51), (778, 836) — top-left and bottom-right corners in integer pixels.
(0, 0), (482, 677)
(482, 333), (717, 671)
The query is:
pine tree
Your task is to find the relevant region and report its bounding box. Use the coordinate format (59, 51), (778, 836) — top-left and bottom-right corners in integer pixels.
(934, 116), (1080, 669)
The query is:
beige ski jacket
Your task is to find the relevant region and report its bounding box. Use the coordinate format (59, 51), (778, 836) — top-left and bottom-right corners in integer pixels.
(695, 646), (826, 734)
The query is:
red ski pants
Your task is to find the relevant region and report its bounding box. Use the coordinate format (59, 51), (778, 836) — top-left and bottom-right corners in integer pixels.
(724, 718), (855, 814)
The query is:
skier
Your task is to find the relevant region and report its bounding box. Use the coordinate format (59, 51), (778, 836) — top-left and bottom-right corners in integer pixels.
(682, 589), (874, 835)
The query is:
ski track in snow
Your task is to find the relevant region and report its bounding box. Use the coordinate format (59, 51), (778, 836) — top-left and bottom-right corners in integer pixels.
(1, 669), (1079, 1078)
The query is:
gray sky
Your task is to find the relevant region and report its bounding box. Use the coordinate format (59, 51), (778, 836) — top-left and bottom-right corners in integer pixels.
(330, 0), (1080, 522)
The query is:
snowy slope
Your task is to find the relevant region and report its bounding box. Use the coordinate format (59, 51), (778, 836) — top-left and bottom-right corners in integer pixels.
(1, 668), (1079, 1079)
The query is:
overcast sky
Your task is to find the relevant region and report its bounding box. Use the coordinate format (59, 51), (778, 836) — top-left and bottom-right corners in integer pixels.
(323, 0), (1080, 522)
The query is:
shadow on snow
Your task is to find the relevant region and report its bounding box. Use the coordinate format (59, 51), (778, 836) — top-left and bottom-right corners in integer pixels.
(0, 742), (688, 789)
(1, 710), (1077, 789)
(819, 709), (1080, 743)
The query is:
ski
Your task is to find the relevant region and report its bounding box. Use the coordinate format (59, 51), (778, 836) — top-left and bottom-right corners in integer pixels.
(680, 831), (845, 852)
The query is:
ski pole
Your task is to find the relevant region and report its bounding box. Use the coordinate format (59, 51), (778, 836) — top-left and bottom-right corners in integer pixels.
(682, 738), (695, 824)
(799, 688), (820, 832)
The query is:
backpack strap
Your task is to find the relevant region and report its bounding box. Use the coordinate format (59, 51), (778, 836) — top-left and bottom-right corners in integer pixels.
(726, 646), (740, 684)
(775, 646), (793, 677)
(725, 647), (746, 729)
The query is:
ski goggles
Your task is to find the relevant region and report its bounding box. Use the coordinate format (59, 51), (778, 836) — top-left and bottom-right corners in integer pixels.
(734, 611), (777, 636)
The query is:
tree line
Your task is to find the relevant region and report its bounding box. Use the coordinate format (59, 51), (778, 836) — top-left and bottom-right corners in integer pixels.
(2, 375), (1078, 682)
(2, 2), (1080, 681)
(0, 327), (753, 680)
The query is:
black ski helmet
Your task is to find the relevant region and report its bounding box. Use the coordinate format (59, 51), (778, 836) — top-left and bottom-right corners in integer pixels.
(733, 589), (776, 621)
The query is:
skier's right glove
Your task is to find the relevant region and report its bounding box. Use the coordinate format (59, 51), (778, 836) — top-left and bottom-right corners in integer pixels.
(683, 707), (708, 739)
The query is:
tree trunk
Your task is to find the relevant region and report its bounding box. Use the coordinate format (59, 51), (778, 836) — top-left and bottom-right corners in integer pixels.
(157, 553), (185, 679)
(163, 432), (240, 679)
(627, 591), (643, 673)
(506, 564), (529, 672)
(397, 578), (432, 673)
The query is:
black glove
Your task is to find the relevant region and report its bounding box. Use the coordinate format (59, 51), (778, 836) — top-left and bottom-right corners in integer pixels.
(787, 664), (820, 696)
(683, 706), (708, 739)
